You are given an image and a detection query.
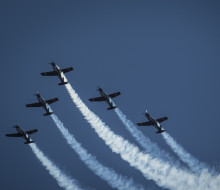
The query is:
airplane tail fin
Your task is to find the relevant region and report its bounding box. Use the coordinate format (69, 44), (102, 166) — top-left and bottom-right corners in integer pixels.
(24, 141), (35, 144)
(156, 130), (166, 134)
(43, 112), (54, 116)
(107, 106), (117, 110)
(58, 82), (68, 85)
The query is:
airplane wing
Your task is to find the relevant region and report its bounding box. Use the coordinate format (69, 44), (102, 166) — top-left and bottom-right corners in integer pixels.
(5, 133), (22, 137)
(137, 121), (154, 126)
(26, 102), (43, 107)
(45, 98), (59, 104)
(26, 129), (38, 135)
(108, 92), (121, 98)
(61, 67), (73, 73)
(157, 117), (168, 123)
(89, 97), (105, 101)
(41, 71), (57, 76)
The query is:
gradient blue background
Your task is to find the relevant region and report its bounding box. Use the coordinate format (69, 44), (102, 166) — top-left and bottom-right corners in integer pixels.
(1, 1), (220, 189)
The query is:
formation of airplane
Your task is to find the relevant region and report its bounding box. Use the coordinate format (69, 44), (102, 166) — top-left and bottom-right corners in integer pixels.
(6, 62), (169, 145)
(26, 92), (58, 116)
(41, 62), (73, 85)
(89, 87), (121, 110)
(5, 125), (38, 144)
(137, 110), (168, 133)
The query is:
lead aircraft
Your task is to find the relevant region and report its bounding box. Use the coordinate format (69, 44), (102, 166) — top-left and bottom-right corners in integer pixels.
(5, 125), (38, 144)
(41, 62), (73, 85)
(89, 87), (121, 110)
(137, 110), (168, 133)
(26, 92), (58, 116)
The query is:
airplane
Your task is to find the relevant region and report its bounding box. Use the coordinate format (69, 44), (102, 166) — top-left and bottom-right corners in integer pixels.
(137, 110), (168, 134)
(26, 92), (58, 116)
(41, 62), (73, 85)
(89, 87), (121, 110)
(5, 125), (38, 144)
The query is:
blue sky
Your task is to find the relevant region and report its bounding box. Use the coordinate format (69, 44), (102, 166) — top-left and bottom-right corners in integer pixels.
(0, 1), (220, 190)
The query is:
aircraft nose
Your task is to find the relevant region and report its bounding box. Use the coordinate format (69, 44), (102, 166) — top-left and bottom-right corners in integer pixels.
(97, 86), (102, 91)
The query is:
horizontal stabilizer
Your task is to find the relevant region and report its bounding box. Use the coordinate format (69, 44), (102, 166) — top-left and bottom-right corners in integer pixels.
(24, 141), (35, 144)
(107, 106), (117, 110)
(156, 130), (166, 134)
(58, 82), (68, 85)
(44, 112), (54, 116)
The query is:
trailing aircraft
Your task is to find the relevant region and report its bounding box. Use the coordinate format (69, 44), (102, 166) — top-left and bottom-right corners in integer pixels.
(89, 87), (121, 110)
(5, 125), (38, 144)
(41, 62), (73, 85)
(26, 92), (58, 116)
(137, 110), (168, 133)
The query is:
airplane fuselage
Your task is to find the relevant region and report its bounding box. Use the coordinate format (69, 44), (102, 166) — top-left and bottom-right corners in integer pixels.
(145, 113), (162, 132)
(51, 63), (65, 82)
(98, 88), (113, 107)
(36, 93), (50, 113)
(15, 126), (30, 142)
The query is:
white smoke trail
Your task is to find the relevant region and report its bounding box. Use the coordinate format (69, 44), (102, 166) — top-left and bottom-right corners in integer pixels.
(114, 108), (179, 164)
(29, 143), (83, 190)
(63, 80), (220, 190)
(162, 132), (210, 174)
(112, 102), (211, 174)
(50, 113), (144, 190)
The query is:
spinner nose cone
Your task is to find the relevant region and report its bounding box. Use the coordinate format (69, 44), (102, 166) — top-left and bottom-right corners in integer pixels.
(97, 86), (102, 91)
(35, 91), (40, 96)
(143, 109), (148, 115)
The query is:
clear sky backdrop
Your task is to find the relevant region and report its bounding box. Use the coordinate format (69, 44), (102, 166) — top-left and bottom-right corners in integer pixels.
(0, 1), (220, 190)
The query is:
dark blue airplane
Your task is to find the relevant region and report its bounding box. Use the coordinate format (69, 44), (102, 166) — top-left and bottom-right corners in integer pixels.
(137, 110), (168, 134)
(26, 92), (58, 116)
(89, 87), (120, 110)
(41, 62), (73, 85)
(5, 125), (38, 144)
